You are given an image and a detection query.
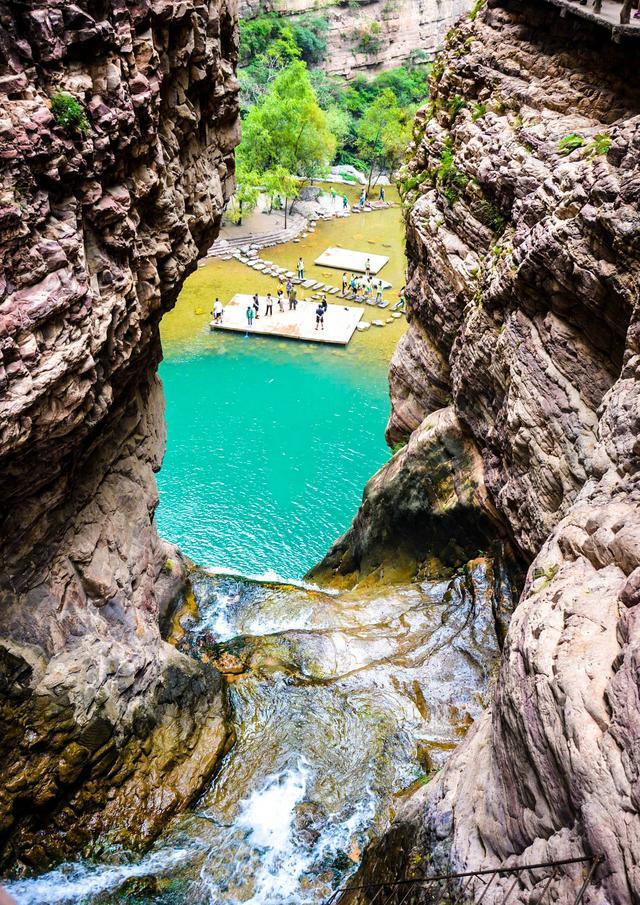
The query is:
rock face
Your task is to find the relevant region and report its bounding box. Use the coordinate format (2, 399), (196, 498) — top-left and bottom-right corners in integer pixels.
(332, 1), (640, 902)
(0, 0), (239, 867)
(239, 0), (472, 78)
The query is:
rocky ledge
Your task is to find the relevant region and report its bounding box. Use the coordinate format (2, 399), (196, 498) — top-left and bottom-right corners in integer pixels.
(327, 1), (640, 902)
(0, 0), (238, 868)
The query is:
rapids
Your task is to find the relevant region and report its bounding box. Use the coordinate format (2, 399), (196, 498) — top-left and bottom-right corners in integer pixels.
(7, 565), (509, 905)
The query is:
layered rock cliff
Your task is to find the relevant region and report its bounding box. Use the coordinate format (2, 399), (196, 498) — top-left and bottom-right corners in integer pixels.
(324, 1), (640, 901)
(239, 0), (471, 78)
(0, 0), (239, 868)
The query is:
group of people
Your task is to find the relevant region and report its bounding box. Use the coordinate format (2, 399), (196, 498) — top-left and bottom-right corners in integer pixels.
(358, 186), (385, 208)
(245, 279), (299, 325)
(341, 269), (384, 305)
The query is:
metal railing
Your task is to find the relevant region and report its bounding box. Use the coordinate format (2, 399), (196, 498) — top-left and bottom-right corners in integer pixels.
(324, 854), (604, 905)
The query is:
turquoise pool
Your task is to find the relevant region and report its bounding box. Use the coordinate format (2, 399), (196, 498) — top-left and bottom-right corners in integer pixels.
(155, 332), (392, 579)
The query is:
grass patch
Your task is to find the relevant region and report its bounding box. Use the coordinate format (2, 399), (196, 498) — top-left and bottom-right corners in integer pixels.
(50, 92), (89, 134)
(471, 101), (487, 121)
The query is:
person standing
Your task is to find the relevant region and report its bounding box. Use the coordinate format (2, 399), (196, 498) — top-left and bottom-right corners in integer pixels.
(265, 292), (273, 316)
(289, 286), (297, 310)
(297, 257), (304, 279)
(375, 281), (383, 305)
(277, 288), (285, 312)
(212, 298), (223, 323)
(379, 186), (385, 202)
(315, 301), (325, 331)
(246, 304), (254, 328)
(252, 292), (260, 319)
(365, 258), (371, 278)
(343, 194), (349, 210)
(331, 187), (337, 206)
(286, 278), (293, 296)
(341, 272), (348, 295)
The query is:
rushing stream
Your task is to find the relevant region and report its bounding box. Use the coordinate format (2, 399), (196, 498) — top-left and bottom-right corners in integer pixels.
(5, 193), (509, 905)
(7, 566), (506, 905)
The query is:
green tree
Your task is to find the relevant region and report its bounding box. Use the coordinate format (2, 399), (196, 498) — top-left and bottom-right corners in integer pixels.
(227, 165), (261, 226)
(264, 167), (300, 228)
(239, 61), (336, 183)
(356, 88), (408, 192)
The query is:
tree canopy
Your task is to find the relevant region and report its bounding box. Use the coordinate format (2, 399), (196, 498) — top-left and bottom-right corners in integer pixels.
(238, 61), (336, 182)
(356, 89), (415, 190)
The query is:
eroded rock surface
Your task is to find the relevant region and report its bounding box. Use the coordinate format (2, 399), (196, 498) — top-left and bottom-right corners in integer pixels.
(335, 1), (640, 902)
(239, 0), (472, 78)
(0, 0), (238, 867)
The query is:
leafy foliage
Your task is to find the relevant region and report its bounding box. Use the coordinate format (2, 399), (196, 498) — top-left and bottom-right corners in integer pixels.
(478, 200), (506, 234)
(448, 94), (465, 120)
(356, 89), (415, 190)
(471, 101), (487, 121)
(434, 143), (468, 205)
(586, 133), (612, 156)
(239, 61), (336, 181)
(354, 21), (382, 55)
(50, 92), (89, 134)
(558, 132), (585, 155)
(239, 13), (327, 66)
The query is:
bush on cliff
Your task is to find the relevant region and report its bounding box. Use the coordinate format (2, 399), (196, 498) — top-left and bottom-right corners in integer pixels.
(50, 92), (89, 134)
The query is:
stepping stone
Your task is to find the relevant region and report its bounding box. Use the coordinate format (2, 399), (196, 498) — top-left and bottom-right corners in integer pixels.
(329, 288), (339, 294)
(378, 301), (389, 309)
(285, 271), (295, 278)
(386, 318), (394, 324)
(302, 280), (315, 289)
(293, 239), (301, 243)
(392, 312), (402, 319)
(311, 281), (324, 290)
(356, 322), (371, 331)
(253, 263), (266, 271)
(372, 320), (386, 327)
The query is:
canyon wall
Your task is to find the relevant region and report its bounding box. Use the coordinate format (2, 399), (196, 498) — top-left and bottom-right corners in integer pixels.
(326, 1), (640, 901)
(0, 0), (239, 868)
(239, 0), (471, 78)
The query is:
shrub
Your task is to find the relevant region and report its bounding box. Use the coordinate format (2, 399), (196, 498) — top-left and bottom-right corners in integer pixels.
(435, 144), (468, 204)
(586, 133), (612, 156)
(478, 200), (506, 234)
(50, 92), (89, 134)
(471, 101), (487, 121)
(448, 94), (465, 120)
(469, 0), (486, 19)
(558, 132), (585, 155)
(291, 14), (329, 63)
(355, 21), (382, 55)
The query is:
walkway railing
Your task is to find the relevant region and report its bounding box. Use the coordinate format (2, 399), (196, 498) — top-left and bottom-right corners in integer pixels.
(324, 854), (604, 905)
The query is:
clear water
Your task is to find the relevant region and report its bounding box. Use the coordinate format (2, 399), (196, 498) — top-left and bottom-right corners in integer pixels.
(156, 337), (391, 579)
(6, 567), (503, 905)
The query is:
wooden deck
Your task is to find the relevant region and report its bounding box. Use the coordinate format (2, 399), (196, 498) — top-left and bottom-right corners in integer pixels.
(209, 295), (363, 345)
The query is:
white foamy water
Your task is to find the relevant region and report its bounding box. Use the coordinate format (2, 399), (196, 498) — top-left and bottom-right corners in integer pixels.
(5, 846), (195, 905)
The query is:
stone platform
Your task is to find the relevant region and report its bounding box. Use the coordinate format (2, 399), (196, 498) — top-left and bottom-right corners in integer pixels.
(210, 295), (363, 345)
(314, 247), (389, 274)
